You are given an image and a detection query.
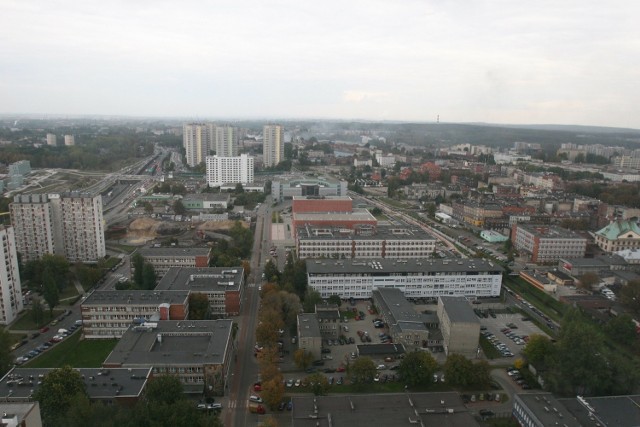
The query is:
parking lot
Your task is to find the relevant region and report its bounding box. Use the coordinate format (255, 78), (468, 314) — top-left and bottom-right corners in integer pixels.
(477, 311), (548, 358)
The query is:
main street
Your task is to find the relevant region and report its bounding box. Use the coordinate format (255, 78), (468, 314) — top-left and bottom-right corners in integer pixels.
(226, 197), (272, 427)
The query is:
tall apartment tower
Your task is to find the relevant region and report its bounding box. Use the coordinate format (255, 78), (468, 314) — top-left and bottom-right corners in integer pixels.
(183, 123), (211, 167)
(205, 154), (254, 187)
(10, 192), (105, 263)
(46, 133), (57, 146)
(64, 135), (75, 146)
(0, 226), (23, 325)
(214, 125), (239, 157)
(263, 124), (284, 167)
(9, 194), (55, 262)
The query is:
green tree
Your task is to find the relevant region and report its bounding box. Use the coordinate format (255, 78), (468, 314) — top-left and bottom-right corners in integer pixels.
(621, 280), (640, 315)
(34, 365), (87, 426)
(132, 253), (144, 286)
(235, 183), (245, 193)
(306, 372), (330, 396)
(0, 329), (12, 377)
(327, 295), (342, 307)
(143, 201), (154, 214)
(398, 351), (439, 386)
(142, 263), (157, 290)
(261, 375), (285, 410)
(31, 298), (45, 327)
(173, 199), (186, 216)
(443, 354), (475, 387)
(604, 314), (637, 346)
(293, 349), (314, 370)
(523, 334), (555, 368)
(263, 260), (280, 283)
(145, 375), (184, 405)
(43, 270), (59, 315)
(188, 293), (211, 320)
(349, 357), (376, 384)
(578, 272), (600, 291)
(302, 288), (322, 313)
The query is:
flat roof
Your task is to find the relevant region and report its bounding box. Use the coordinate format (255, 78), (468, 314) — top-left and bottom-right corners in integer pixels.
(0, 367), (152, 401)
(518, 224), (587, 240)
(103, 320), (232, 367)
(291, 392), (479, 427)
(292, 195), (351, 201)
(373, 288), (429, 331)
(298, 223), (435, 242)
(561, 254), (627, 267)
(136, 247), (211, 257)
(439, 297), (480, 324)
(515, 393), (582, 427)
(82, 290), (190, 306)
(356, 343), (406, 356)
(560, 395), (640, 427)
(298, 314), (321, 338)
(294, 209), (376, 222)
(306, 258), (503, 275)
(155, 267), (243, 293)
(182, 193), (230, 202)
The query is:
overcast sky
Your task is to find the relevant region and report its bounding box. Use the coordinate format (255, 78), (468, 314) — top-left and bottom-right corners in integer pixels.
(1, 0), (639, 128)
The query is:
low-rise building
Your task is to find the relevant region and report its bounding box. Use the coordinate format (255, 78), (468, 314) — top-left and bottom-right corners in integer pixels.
(0, 402), (42, 427)
(181, 193), (230, 210)
(103, 320), (234, 396)
(558, 254), (628, 276)
(306, 258), (503, 300)
(594, 220), (640, 253)
(155, 267), (244, 317)
(81, 290), (189, 338)
(480, 230), (508, 243)
(297, 314), (322, 361)
(437, 296), (480, 358)
(134, 247), (211, 278)
(272, 176), (348, 202)
(372, 288), (431, 348)
(315, 304), (341, 339)
(513, 393), (581, 427)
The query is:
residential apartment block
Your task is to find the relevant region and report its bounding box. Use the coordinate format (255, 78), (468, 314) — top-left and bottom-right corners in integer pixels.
(263, 124), (284, 167)
(305, 258), (503, 299)
(155, 267), (244, 317)
(183, 123), (211, 167)
(213, 125), (238, 157)
(10, 192), (105, 263)
(80, 290), (189, 338)
(511, 224), (587, 264)
(296, 224), (436, 260)
(134, 247), (211, 277)
(0, 226), (23, 325)
(205, 154), (254, 188)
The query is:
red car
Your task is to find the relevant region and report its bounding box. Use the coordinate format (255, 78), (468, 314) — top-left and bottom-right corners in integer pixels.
(336, 366), (346, 372)
(40, 326), (49, 333)
(253, 383), (262, 392)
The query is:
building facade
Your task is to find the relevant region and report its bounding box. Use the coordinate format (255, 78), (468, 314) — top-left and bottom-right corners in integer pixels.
(511, 224), (587, 264)
(0, 226), (23, 325)
(306, 258), (503, 299)
(263, 124), (284, 167)
(272, 176), (348, 202)
(9, 194), (55, 262)
(594, 220), (640, 253)
(46, 133), (57, 146)
(213, 125), (238, 157)
(135, 247), (211, 278)
(205, 154), (254, 187)
(64, 135), (75, 146)
(297, 313), (322, 360)
(437, 296), (480, 358)
(183, 123), (211, 167)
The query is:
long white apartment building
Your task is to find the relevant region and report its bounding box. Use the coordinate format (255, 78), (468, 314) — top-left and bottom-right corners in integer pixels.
(9, 194), (55, 262)
(205, 154), (254, 188)
(183, 123), (211, 167)
(296, 224), (436, 259)
(305, 258), (503, 300)
(263, 124), (284, 167)
(10, 192), (105, 263)
(0, 226), (23, 325)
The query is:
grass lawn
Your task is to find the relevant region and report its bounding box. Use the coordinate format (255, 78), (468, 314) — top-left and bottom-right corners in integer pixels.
(503, 276), (566, 321)
(24, 333), (118, 368)
(8, 309), (65, 331)
(58, 285), (80, 304)
(106, 243), (138, 254)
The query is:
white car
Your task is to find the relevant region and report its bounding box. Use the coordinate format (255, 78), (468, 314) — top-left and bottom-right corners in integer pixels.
(249, 395), (263, 403)
(295, 379), (301, 387)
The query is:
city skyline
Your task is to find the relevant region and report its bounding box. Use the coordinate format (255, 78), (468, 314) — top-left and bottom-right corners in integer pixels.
(1, 1), (640, 129)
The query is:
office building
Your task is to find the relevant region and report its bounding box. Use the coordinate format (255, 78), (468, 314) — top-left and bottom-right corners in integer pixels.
(263, 124), (284, 167)
(213, 125), (238, 157)
(297, 313), (322, 360)
(0, 226), (23, 325)
(10, 192), (105, 263)
(205, 154), (254, 188)
(511, 224), (587, 264)
(103, 320), (234, 395)
(272, 176), (348, 202)
(9, 194), (55, 262)
(437, 296), (480, 358)
(64, 134), (75, 146)
(372, 288), (431, 348)
(594, 220), (640, 253)
(46, 133), (56, 146)
(134, 247), (211, 278)
(306, 258), (503, 299)
(183, 123), (211, 167)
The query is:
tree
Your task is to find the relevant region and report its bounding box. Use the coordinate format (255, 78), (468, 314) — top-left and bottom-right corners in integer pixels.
(398, 351), (439, 386)
(43, 270), (59, 315)
(235, 183), (245, 194)
(264, 260), (280, 283)
(31, 297), (45, 327)
(145, 375), (184, 405)
(621, 280), (640, 315)
(306, 372), (330, 396)
(604, 314), (637, 346)
(578, 272), (599, 291)
(132, 253), (145, 286)
(173, 199), (186, 216)
(348, 357), (376, 384)
(259, 417), (279, 427)
(293, 349), (314, 370)
(0, 329), (12, 377)
(34, 365), (87, 426)
(241, 260), (251, 281)
(443, 354), (475, 387)
(523, 334), (555, 367)
(261, 376), (285, 410)
(302, 288), (322, 313)
(188, 293), (211, 320)
(143, 201), (154, 214)
(142, 263), (157, 290)
(327, 295), (342, 307)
